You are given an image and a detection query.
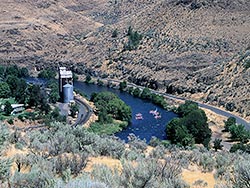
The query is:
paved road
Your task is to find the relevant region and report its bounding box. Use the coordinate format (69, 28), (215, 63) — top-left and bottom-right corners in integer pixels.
(72, 97), (92, 127)
(163, 93), (250, 130)
(105, 79), (250, 130)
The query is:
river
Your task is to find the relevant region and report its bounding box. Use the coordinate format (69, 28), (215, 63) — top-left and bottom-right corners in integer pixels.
(74, 81), (177, 142)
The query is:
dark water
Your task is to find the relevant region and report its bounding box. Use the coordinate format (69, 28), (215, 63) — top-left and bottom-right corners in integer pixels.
(74, 81), (177, 142)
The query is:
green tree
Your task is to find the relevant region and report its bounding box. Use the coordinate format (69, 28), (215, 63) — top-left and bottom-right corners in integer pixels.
(124, 26), (143, 51)
(72, 72), (79, 83)
(70, 104), (79, 118)
(49, 90), (60, 104)
(213, 138), (223, 151)
(166, 101), (211, 148)
(127, 26), (133, 36)
(5, 65), (19, 77)
(0, 66), (6, 80)
(224, 116), (236, 132)
(6, 75), (19, 97)
(230, 143), (250, 153)
(27, 85), (40, 107)
(140, 88), (152, 100)
(182, 109), (211, 147)
(0, 82), (11, 98)
(18, 67), (29, 77)
(132, 88), (141, 97)
(166, 118), (194, 147)
(151, 94), (168, 109)
(229, 124), (250, 143)
(4, 101), (13, 115)
(177, 100), (198, 117)
(119, 81), (127, 91)
(15, 79), (28, 103)
(91, 91), (131, 123)
(85, 74), (92, 83)
(98, 109), (113, 124)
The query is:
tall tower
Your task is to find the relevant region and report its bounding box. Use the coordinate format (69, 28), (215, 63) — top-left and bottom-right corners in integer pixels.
(58, 67), (73, 103)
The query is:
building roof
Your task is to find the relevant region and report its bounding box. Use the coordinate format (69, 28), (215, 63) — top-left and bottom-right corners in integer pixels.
(11, 104), (24, 108)
(59, 67), (72, 78)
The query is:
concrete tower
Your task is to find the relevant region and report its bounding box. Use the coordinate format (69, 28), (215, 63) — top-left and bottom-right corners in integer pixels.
(58, 67), (73, 103)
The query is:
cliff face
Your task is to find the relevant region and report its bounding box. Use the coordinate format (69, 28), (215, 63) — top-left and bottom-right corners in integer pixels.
(0, 0), (249, 117)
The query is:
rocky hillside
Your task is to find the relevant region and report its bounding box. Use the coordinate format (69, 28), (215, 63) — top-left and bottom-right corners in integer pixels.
(0, 0), (249, 118)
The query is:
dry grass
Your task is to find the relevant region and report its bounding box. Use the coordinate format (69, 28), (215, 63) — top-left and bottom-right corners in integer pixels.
(182, 167), (215, 188)
(84, 156), (122, 172)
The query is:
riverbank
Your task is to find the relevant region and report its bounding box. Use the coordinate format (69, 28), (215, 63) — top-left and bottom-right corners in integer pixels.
(77, 75), (250, 125)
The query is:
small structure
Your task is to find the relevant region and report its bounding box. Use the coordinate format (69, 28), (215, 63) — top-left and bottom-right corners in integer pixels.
(58, 67), (74, 103)
(1, 104), (25, 115)
(11, 104), (25, 115)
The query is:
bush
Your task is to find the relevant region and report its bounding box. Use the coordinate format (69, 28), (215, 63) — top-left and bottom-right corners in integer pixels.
(230, 143), (250, 153)
(124, 26), (143, 51)
(7, 118), (14, 125)
(112, 29), (118, 38)
(233, 160), (250, 188)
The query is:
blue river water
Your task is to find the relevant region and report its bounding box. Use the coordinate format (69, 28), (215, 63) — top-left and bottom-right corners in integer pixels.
(74, 81), (177, 142)
(25, 77), (177, 142)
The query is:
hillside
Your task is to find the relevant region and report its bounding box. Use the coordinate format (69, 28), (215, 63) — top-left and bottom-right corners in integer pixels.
(0, 0), (249, 118)
(1, 122), (250, 188)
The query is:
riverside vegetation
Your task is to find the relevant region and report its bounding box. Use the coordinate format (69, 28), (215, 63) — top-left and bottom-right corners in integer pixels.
(0, 65), (67, 126)
(0, 66), (250, 187)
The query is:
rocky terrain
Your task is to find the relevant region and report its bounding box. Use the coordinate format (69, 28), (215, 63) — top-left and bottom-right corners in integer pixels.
(0, 0), (249, 118)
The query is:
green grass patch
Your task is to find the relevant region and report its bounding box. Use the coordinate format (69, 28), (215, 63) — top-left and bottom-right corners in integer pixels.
(88, 121), (128, 135)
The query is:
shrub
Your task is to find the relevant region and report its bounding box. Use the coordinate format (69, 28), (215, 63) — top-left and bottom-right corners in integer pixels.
(124, 26), (143, 51)
(233, 160), (250, 188)
(230, 143), (250, 153)
(38, 68), (56, 79)
(112, 29), (118, 38)
(7, 118), (14, 125)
